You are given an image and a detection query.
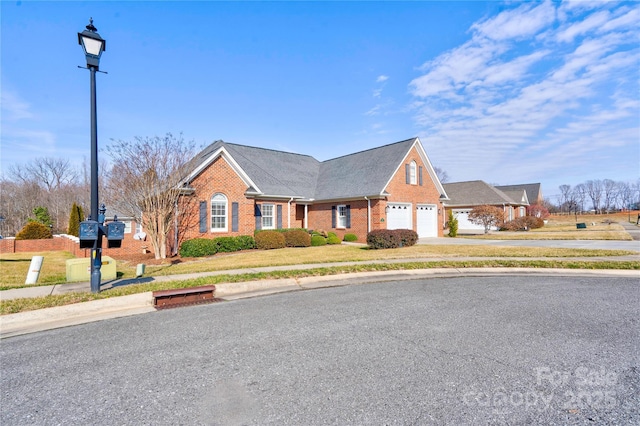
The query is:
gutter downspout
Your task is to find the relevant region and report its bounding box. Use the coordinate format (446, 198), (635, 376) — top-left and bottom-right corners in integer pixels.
(364, 196), (371, 233)
(304, 204), (308, 229)
(287, 197), (294, 229)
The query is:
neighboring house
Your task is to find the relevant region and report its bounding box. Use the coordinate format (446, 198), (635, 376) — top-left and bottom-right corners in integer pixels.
(175, 137), (448, 248)
(442, 180), (529, 232)
(495, 183), (543, 206)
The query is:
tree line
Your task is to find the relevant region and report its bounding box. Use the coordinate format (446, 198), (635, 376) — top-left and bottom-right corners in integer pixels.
(550, 179), (640, 214)
(0, 134), (197, 260)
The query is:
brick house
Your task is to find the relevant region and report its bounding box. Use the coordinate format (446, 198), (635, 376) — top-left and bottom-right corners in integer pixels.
(442, 180), (530, 233)
(175, 137), (448, 247)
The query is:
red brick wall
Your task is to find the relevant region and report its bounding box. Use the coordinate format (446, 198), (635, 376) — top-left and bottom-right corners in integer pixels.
(307, 199), (371, 241)
(383, 147), (445, 237)
(182, 155), (257, 240)
(0, 232), (151, 260)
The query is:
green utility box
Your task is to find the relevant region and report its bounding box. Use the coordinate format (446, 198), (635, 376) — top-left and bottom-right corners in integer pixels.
(576, 223), (587, 229)
(66, 256), (117, 282)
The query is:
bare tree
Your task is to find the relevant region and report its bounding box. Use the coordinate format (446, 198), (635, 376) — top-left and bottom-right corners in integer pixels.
(105, 133), (195, 259)
(559, 184), (572, 214)
(601, 179), (618, 213)
(584, 180), (603, 213)
(7, 157), (85, 233)
(434, 167), (449, 183)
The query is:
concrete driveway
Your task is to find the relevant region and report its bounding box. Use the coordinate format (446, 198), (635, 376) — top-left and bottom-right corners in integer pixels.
(2, 275), (638, 425)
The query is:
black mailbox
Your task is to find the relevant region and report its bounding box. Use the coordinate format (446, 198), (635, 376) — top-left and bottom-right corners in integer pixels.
(106, 221), (125, 248)
(79, 220), (99, 249)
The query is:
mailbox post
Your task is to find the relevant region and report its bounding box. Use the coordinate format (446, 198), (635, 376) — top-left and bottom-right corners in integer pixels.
(79, 205), (124, 292)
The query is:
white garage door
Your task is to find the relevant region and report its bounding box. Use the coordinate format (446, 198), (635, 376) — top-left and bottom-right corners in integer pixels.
(387, 203), (412, 230)
(453, 209), (486, 231)
(417, 204), (438, 238)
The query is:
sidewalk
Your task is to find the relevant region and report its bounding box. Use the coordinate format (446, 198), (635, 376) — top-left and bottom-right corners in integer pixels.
(1, 256), (639, 339)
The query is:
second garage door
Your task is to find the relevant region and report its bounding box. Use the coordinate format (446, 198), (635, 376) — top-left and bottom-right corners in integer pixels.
(417, 204), (438, 238)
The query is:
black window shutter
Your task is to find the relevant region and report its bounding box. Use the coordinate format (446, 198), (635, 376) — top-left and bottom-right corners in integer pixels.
(199, 201), (207, 233)
(331, 206), (337, 228)
(232, 202), (239, 232)
(254, 203), (262, 230)
(405, 164), (410, 184)
(277, 205), (283, 229)
(346, 205), (351, 229)
(419, 166), (423, 186)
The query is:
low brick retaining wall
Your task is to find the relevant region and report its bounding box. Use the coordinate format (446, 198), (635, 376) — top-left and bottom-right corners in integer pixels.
(0, 234), (152, 258)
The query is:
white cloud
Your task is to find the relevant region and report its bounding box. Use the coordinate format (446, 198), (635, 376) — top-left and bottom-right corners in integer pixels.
(376, 75), (389, 83)
(471, 1), (555, 41)
(1, 90), (33, 121)
(409, 1), (640, 187)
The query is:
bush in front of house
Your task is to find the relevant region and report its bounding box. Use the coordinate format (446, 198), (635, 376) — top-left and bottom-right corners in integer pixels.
(366, 229), (418, 249)
(236, 235), (256, 250)
(447, 210), (458, 237)
(311, 235), (327, 246)
(327, 232), (342, 245)
(343, 233), (358, 242)
(180, 235), (256, 257)
(255, 230), (286, 250)
(15, 221), (53, 240)
(283, 229), (311, 247)
(214, 237), (243, 253)
(179, 238), (218, 257)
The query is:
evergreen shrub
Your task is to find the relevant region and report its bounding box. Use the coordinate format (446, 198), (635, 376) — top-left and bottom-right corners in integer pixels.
(447, 210), (458, 237)
(343, 233), (358, 242)
(366, 229), (418, 249)
(15, 221), (53, 240)
(255, 230), (286, 250)
(311, 235), (327, 246)
(179, 238), (217, 257)
(283, 230), (311, 247)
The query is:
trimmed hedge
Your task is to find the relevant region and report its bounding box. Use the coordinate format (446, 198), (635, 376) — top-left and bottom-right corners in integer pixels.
(327, 234), (342, 245)
(283, 230), (311, 247)
(179, 235), (256, 257)
(15, 222), (53, 240)
(366, 229), (418, 249)
(179, 238), (217, 257)
(255, 230), (286, 250)
(311, 235), (327, 246)
(343, 233), (358, 242)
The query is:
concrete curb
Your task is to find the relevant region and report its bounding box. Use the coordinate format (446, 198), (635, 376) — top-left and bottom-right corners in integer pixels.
(1, 268), (638, 339)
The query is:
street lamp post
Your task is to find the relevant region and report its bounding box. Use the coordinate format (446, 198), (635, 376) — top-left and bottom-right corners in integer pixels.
(78, 18), (107, 293)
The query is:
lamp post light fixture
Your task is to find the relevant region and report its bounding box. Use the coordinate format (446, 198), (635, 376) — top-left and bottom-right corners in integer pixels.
(77, 18), (123, 293)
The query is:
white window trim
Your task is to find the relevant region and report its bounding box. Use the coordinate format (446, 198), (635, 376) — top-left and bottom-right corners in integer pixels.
(337, 204), (347, 229)
(211, 193), (228, 232)
(409, 161), (417, 185)
(262, 204), (275, 230)
(123, 220), (133, 234)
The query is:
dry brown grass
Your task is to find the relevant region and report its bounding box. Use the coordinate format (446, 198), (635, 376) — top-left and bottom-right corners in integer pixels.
(465, 212), (636, 241)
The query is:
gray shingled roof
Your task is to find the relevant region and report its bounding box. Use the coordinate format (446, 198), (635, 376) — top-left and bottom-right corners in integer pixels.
(314, 138), (417, 200)
(188, 138), (422, 201)
(495, 183), (541, 204)
(442, 180), (526, 206)
(189, 141), (320, 198)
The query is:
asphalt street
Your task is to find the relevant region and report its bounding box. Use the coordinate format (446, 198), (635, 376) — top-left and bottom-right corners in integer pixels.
(1, 275), (638, 425)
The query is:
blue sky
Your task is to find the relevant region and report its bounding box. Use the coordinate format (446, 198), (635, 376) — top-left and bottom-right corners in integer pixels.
(2, 1), (638, 201)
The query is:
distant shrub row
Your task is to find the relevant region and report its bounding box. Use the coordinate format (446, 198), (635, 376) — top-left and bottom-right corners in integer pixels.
(366, 229), (418, 249)
(500, 216), (545, 231)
